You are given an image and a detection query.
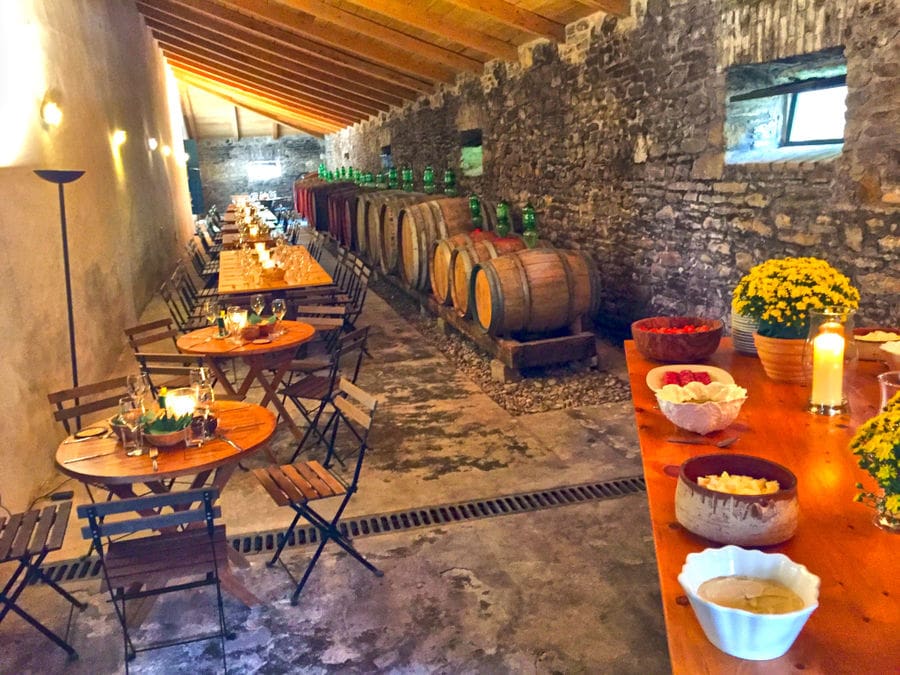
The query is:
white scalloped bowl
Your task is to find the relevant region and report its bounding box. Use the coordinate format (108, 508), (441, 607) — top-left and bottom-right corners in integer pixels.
(656, 383), (747, 435)
(678, 546), (820, 660)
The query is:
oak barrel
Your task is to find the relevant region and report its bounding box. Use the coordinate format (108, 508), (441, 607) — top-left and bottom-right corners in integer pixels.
(430, 230), (498, 304)
(471, 248), (600, 336)
(377, 193), (434, 275)
(354, 190), (397, 257)
(449, 237), (528, 316)
(327, 187), (359, 246)
(306, 182), (354, 232)
(399, 197), (498, 290)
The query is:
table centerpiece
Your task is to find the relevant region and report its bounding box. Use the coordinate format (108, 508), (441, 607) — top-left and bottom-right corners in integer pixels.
(731, 257), (860, 383)
(850, 391), (900, 532)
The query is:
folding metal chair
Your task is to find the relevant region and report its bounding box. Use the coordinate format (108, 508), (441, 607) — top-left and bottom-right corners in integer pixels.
(48, 375), (129, 436)
(254, 379), (382, 605)
(78, 489), (231, 673)
(133, 352), (215, 396)
(124, 318), (180, 355)
(0, 501), (86, 660)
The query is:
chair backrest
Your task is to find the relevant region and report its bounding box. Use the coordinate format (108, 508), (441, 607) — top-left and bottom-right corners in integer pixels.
(345, 264), (371, 326)
(326, 379), (378, 485)
(48, 376), (130, 434)
(133, 352), (209, 395)
(337, 325), (370, 384)
(124, 318), (179, 354)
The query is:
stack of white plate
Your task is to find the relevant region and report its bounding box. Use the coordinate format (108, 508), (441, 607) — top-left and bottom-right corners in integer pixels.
(731, 313), (759, 355)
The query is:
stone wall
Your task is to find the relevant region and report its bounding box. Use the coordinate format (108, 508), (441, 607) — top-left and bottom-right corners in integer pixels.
(326, 0), (899, 331)
(0, 0), (194, 509)
(198, 135), (324, 211)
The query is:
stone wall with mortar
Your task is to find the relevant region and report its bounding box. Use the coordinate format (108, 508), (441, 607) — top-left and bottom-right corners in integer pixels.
(326, 0), (899, 331)
(198, 135), (324, 211)
(0, 1), (194, 509)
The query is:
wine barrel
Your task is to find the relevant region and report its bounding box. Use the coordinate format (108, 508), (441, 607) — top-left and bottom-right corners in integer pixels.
(354, 190), (397, 257)
(430, 231), (498, 305)
(362, 190), (409, 268)
(327, 187), (359, 246)
(471, 248), (600, 336)
(306, 182), (354, 232)
(376, 193), (438, 275)
(399, 197), (497, 290)
(450, 237), (529, 316)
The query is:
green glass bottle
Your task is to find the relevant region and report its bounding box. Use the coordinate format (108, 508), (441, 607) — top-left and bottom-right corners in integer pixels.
(469, 195), (482, 228)
(521, 202), (539, 248)
(388, 167), (399, 189)
(402, 167), (414, 192)
(326, 170), (335, 182)
(496, 200), (511, 238)
(423, 166), (435, 194)
(443, 169), (457, 196)
(318, 162), (326, 178)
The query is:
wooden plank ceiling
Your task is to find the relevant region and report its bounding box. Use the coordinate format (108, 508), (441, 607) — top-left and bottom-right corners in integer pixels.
(136, 0), (628, 138)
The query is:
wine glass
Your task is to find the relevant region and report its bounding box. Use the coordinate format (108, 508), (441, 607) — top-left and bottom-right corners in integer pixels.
(251, 294), (266, 318)
(271, 298), (287, 336)
(202, 300), (220, 326)
(190, 367), (212, 391)
(126, 373), (151, 411)
(117, 397), (144, 457)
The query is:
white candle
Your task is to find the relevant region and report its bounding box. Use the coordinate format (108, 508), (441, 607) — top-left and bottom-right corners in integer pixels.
(166, 393), (196, 418)
(254, 242), (267, 256)
(811, 326), (845, 407)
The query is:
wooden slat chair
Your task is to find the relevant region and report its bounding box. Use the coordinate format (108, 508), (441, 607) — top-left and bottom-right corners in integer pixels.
(254, 379), (382, 605)
(48, 376), (130, 436)
(343, 262), (371, 329)
(124, 318), (180, 355)
(0, 501), (86, 660)
(174, 261), (219, 303)
(281, 326), (369, 462)
(195, 222), (222, 258)
(133, 352), (214, 397)
(186, 239), (218, 281)
(159, 276), (206, 333)
(78, 489), (231, 673)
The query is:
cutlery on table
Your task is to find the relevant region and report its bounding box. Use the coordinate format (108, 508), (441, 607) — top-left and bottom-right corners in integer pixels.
(63, 448), (120, 464)
(149, 448), (159, 472)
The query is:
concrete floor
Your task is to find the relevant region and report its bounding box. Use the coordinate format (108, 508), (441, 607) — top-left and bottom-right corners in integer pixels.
(1, 266), (670, 674)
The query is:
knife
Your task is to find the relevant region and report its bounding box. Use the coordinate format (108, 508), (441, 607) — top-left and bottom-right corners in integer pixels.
(215, 433), (245, 453)
(63, 448), (120, 464)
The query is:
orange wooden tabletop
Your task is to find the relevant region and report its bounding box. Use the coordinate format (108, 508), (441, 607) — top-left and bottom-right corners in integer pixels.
(217, 248), (332, 294)
(625, 338), (899, 674)
(55, 401), (276, 485)
(176, 320), (315, 357)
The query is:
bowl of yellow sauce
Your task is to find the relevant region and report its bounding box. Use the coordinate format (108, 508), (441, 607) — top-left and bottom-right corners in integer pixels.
(678, 545), (820, 660)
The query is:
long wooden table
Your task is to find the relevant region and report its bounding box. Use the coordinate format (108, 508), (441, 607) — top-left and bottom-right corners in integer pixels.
(625, 338), (899, 674)
(217, 248), (332, 294)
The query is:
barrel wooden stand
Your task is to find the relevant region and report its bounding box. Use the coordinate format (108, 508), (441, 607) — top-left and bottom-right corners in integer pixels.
(377, 273), (597, 382)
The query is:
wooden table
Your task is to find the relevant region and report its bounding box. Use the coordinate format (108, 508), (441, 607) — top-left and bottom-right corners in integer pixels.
(55, 400), (276, 605)
(217, 248), (333, 295)
(177, 321), (316, 441)
(625, 338), (899, 674)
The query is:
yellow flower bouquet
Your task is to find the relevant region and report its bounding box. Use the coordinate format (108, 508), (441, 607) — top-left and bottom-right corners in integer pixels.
(732, 257), (860, 339)
(850, 392), (900, 531)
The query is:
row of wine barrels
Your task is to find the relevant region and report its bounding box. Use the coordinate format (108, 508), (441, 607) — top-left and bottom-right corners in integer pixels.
(294, 181), (353, 231)
(293, 176), (324, 218)
(430, 230), (499, 305)
(326, 187), (361, 247)
(354, 190), (406, 264)
(471, 248), (600, 337)
(449, 237), (531, 317)
(376, 193), (438, 275)
(398, 197), (499, 290)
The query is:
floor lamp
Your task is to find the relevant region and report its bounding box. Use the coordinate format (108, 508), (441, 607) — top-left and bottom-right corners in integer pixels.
(34, 169), (85, 396)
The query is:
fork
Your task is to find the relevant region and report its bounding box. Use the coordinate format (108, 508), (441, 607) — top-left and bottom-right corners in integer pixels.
(149, 448), (159, 472)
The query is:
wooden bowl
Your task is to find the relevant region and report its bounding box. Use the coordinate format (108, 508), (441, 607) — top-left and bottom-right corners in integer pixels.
(676, 453), (799, 546)
(143, 429), (187, 448)
(261, 266), (286, 282)
(853, 327), (900, 362)
(241, 324), (261, 341)
(631, 316), (723, 362)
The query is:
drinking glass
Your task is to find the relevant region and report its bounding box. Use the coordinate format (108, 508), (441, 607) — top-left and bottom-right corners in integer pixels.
(190, 367), (212, 390)
(188, 384), (216, 446)
(202, 299), (220, 325)
(251, 294), (266, 318)
(877, 371), (900, 411)
(117, 397), (144, 457)
(126, 373), (151, 411)
(271, 298), (287, 336)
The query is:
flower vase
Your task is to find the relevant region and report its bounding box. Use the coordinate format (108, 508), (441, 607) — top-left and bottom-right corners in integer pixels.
(753, 333), (808, 384)
(731, 312), (759, 355)
(875, 500), (900, 533)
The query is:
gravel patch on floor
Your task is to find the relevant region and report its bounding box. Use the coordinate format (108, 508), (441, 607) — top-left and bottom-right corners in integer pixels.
(370, 276), (632, 416)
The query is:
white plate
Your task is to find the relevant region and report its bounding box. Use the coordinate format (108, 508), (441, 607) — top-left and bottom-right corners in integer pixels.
(646, 365), (735, 392)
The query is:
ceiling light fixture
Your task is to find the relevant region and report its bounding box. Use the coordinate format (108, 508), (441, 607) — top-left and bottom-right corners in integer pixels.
(148, 137), (158, 151)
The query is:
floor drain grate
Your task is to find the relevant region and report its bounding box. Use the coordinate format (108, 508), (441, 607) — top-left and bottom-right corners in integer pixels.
(35, 475), (645, 584)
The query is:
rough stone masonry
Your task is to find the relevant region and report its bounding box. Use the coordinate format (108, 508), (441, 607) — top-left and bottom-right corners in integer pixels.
(326, 0), (899, 331)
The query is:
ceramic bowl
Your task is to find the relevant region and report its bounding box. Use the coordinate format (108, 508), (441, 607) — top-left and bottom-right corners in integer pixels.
(853, 327), (900, 361)
(656, 382), (747, 435)
(678, 546), (819, 660)
(676, 453), (799, 546)
(631, 316), (723, 362)
(143, 429), (186, 448)
(880, 341), (900, 370)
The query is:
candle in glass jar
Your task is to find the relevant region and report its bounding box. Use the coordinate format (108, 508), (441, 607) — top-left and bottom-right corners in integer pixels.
(811, 324), (845, 407)
(166, 392), (196, 418)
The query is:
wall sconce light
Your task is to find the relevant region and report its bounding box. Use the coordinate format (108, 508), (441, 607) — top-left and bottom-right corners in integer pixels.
(112, 129), (127, 146)
(161, 144), (172, 157)
(41, 99), (63, 127)
(175, 149), (189, 165)
(148, 137), (158, 151)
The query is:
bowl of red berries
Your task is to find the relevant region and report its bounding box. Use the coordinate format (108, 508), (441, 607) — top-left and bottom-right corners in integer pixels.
(631, 316), (723, 363)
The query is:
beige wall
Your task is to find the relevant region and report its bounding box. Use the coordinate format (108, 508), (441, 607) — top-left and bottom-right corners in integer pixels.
(0, 0), (194, 509)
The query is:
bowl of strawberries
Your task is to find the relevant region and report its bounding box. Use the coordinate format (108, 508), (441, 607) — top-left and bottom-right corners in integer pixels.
(631, 316), (723, 362)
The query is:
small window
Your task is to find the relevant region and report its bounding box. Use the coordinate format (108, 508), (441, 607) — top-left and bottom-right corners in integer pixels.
(784, 84), (847, 145)
(459, 129), (483, 177)
(380, 145), (393, 169)
(247, 160), (281, 182)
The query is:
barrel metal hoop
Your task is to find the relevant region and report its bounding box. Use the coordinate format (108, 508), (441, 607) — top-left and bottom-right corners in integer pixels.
(556, 249), (577, 327)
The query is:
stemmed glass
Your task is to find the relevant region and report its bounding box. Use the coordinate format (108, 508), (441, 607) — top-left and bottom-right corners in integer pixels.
(202, 300), (220, 326)
(271, 298), (287, 337)
(117, 397), (144, 457)
(189, 384), (216, 446)
(126, 373), (151, 412)
(251, 294), (266, 318)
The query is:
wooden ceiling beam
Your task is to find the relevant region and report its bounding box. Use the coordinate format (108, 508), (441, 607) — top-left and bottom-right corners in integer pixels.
(159, 0), (457, 84)
(137, 3), (427, 98)
(232, 106), (241, 139)
(173, 69), (339, 136)
(146, 24), (395, 113)
(290, 0), (518, 60)
(442, 0), (565, 41)
(221, 0), (482, 75)
(163, 53), (361, 125)
(571, 0), (629, 16)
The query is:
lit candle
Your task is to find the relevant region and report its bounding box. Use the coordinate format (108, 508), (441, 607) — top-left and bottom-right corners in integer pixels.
(166, 392), (196, 418)
(811, 323), (845, 407)
(254, 242), (267, 256)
